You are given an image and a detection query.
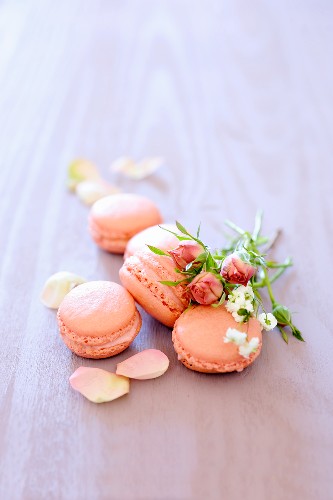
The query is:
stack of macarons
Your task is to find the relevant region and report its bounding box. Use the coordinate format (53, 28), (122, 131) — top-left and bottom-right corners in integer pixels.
(51, 190), (262, 373)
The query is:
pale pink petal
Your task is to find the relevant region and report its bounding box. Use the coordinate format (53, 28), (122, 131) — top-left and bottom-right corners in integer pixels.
(134, 157), (163, 179)
(76, 180), (120, 205)
(110, 157), (163, 180)
(110, 157), (136, 175)
(69, 367), (129, 403)
(116, 349), (169, 380)
(67, 159), (101, 191)
(41, 271), (86, 309)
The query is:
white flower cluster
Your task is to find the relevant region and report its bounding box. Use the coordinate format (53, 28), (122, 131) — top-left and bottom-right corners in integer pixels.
(224, 328), (247, 345)
(258, 312), (277, 331)
(224, 328), (260, 359)
(225, 284), (255, 323)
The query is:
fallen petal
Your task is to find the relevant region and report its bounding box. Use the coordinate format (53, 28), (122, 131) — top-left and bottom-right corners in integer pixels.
(69, 367), (129, 403)
(116, 349), (169, 380)
(110, 156), (163, 180)
(134, 157), (163, 180)
(67, 159), (101, 191)
(76, 180), (120, 205)
(41, 271), (87, 309)
(110, 157), (136, 176)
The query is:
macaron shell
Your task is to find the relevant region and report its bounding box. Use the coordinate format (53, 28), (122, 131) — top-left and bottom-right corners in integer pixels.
(119, 251), (190, 327)
(58, 281), (136, 337)
(89, 194), (163, 253)
(172, 305), (262, 373)
(57, 281), (142, 359)
(124, 223), (180, 260)
(89, 219), (130, 253)
(58, 309), (142, 359)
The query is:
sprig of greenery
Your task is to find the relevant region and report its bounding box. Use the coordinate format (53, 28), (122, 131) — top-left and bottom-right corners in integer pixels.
(157, 214), (304, 344)
(222, 212), (303, 343)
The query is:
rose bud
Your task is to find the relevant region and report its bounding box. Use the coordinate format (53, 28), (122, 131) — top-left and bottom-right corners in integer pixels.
(188, 272), (223, 305)
(221, 252), (256, 285)
(169, 241), (204, 269)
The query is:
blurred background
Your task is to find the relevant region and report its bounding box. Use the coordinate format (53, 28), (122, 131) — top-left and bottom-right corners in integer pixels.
(1, 0), (332, 234)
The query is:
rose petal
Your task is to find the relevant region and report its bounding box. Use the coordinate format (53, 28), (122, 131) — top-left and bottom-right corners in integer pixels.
(116, 349), (169, 380)
(69, 367), (129, 403)
(133, 157), (163, 180)
(110, 157), (163, 180)
(41, 271), (87, 309)
(110, 157), (136, 176)
(67, 159), (101, 191)
(76, 180), (120, 205)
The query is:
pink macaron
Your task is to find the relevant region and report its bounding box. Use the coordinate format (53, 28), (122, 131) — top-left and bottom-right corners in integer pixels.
(172, 305), (262, 373)
(119, 250), (190, 327)
(57, 281), (142, 359)
(89, 193), (163, 254)
(124, 223), (180, 260)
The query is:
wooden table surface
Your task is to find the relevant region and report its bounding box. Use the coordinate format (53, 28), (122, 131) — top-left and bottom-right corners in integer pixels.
(1, 1), (332, 499)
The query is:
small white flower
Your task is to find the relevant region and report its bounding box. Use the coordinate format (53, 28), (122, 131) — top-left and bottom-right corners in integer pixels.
(225, 299), (238, 313)
(234, 284), (254, 299)
(258, 312), (277, 331)
(230, 287), (245, 301)
(226, 285), (255, 320)
(224, 328), (247, 345)
(239, 337), (260, 359)
(243, 300), (254, 313)
(232, 311), (246, 323)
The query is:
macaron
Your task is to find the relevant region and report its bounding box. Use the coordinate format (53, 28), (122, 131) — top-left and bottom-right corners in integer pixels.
(124, 223), (180, 260)
(119, 250), (190, 327)
(57, 281), (142, 359)
(89, 193), (163, 254)
(172, 305), (262, 373)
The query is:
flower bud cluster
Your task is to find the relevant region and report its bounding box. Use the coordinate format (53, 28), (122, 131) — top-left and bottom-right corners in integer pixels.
(153, 218), (303, 343)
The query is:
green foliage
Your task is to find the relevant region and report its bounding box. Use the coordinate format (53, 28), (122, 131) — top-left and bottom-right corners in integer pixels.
(158, 213), (304, 343)
(147, 245), (169, 256)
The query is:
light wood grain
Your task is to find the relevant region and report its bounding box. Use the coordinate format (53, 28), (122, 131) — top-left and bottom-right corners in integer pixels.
(0, 0), (332, 499)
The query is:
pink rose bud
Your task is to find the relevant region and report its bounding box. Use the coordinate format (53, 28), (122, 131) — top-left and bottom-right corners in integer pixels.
(188, 272), (223, 305)
(169, 241), (204, 269)
(221, 252), (256, 285)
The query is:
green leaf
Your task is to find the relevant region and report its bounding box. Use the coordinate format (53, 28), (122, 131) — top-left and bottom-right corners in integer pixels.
(266, 258), (293, 269)
(278, 326), (289, 344)
(159, 280), (185, 286)
(158, 226), (181, 239)
(206, 252), (217, 270)
(196, 222), (201, 238)
(291, 326), (305, 342)
(237, 308), (249, 316)
(255, 236), (269, 246)
(176, 235), (192, 241)
(175, 221), (189, 235)
(225, 220), (245, 235)
(174, 220), (206, 248)
(194, 252), (207, 263)
(147, 245), (169, 256)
